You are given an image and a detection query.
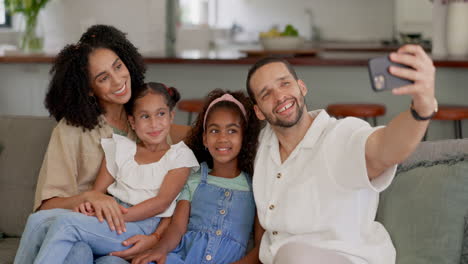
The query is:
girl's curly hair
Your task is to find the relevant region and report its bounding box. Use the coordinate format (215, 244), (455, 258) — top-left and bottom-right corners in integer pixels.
(185, 89), (261, 176)
(45, 24), (146, 130)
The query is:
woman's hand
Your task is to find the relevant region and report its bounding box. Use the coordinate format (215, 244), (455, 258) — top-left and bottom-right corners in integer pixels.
(109, 234), (160, 260)
(84, 190), (128, 234)
(130, 245), (168, 264)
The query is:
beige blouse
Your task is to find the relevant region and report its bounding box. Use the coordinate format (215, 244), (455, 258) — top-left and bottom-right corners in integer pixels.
(33, 117), (166, 211)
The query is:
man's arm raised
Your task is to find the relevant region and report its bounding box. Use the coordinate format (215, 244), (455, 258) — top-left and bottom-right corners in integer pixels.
(366, 44), (437, 179)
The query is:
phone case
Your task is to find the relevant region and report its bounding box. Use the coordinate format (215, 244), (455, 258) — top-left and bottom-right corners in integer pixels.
(368, 56), (414, 92)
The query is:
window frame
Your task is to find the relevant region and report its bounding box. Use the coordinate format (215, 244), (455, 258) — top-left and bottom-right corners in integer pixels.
(0, 2), (11, 28)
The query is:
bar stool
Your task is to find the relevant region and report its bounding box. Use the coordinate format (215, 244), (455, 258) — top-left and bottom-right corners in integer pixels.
(177, 99), (204, 125)
(326, 103), (386, 126)
(432, 105), (468, 139)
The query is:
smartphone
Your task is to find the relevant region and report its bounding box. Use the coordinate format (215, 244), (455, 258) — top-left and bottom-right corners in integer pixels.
(368, 55), (414, 92)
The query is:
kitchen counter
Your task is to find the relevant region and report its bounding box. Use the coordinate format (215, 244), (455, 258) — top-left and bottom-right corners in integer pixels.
(1, 49), (468, 68)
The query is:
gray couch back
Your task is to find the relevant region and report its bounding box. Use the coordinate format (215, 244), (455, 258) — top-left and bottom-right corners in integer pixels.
(377, 138), (468, 264)
(0, 116), (56, 237)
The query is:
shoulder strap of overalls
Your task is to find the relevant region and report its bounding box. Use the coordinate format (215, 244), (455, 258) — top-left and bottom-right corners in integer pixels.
(200, 162), (209, 183)
(245, 172), (253, 190)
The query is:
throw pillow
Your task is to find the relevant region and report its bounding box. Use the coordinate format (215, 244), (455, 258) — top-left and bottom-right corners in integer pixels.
(377, 156), (468, 264)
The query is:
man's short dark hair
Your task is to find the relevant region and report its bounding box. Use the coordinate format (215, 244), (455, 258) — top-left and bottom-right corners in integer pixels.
(246, 57), (298, 104)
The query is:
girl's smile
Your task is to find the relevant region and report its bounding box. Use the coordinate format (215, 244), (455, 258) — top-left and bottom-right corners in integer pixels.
(214, 145), (233, 154)
(147, 130), (163, 137)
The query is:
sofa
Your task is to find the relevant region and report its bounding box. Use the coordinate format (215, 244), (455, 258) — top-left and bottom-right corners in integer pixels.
(1, 115), (468, 264)
(0, 116), (56, 264)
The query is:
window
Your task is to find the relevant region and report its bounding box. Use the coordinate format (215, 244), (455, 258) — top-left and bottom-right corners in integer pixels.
(1, 0), (11, 28)
(179, 0), (218, 27)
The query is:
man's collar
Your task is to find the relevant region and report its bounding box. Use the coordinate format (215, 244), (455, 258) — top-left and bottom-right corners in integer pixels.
(301, 110), (329, 148)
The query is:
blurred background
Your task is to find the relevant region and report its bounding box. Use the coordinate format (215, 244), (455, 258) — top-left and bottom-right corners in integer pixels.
(0, 0), (433, 54)
(1, 0), (467, 140)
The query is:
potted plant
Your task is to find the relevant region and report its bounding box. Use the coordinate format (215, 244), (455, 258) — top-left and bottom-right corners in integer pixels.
(5, 0), (51, 53)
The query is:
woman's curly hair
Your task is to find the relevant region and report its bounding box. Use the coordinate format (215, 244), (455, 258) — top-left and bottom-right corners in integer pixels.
(45, 24), (146, 130)
(185, 89), (261, 176)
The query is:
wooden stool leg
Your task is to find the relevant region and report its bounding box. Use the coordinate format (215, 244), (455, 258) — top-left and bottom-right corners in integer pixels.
(187, 112), (193, 125)
(454, 120), (462, 139)
(461, 121), (464, 139)
(362, 117), (377, 126)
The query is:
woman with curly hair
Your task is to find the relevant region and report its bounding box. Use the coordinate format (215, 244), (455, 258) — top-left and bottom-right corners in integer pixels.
(131, 89), (264, 264)
(14, 25), (188, 264)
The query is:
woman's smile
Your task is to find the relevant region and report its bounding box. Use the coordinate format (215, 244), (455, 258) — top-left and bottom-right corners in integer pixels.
(113, 82), (128, 96)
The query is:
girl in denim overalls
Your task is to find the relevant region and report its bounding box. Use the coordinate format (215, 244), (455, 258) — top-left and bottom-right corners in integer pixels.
(132, 89), (262, 264)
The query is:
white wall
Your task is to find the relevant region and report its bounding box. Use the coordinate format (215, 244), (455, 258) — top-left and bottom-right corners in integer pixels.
(395, 0), (432, 37)
(39, 0), (166, 54)
(215, 0), (395, 42)
(4, 0), (435, 52)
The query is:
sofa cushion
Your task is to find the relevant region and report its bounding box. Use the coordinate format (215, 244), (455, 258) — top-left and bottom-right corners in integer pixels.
(0, 237), (20, 264)
(0, 116), (56, 237)
(461, 216), (468, 264)
(377, 139), (468, 264)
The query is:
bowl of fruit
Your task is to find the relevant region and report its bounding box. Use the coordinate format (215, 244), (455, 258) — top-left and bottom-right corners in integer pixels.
(259, 25), (304, 51)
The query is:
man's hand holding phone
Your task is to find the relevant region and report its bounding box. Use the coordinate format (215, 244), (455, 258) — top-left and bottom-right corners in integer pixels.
(369, 44), (437, 119)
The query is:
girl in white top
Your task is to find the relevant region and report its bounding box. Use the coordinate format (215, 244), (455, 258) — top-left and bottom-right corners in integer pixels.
(15, 82), (199, 264)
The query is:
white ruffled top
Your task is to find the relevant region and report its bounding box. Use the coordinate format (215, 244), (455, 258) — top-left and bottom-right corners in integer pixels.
(101, 134), (199, 217)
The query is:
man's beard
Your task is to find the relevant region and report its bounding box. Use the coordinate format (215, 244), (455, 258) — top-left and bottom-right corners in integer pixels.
(263, 96), (306, 128)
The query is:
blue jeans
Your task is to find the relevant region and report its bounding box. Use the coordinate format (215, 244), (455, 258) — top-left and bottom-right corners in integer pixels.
(65, 241), (93, 264)
(15, 209), (71, 264)
(14, 209), (96, 264)
(66, 242), (130, 264)
(95, 256), (130, 264)
(14, 209), (160, 264)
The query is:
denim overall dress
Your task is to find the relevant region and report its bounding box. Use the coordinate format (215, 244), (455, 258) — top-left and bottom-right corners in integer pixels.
(166, 162), (256, 264)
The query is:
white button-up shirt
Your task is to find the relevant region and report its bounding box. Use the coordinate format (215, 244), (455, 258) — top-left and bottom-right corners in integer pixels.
(253, 110), (396, 264)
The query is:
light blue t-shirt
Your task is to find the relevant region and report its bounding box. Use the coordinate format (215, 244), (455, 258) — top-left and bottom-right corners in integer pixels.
(178, 169), (250, 202)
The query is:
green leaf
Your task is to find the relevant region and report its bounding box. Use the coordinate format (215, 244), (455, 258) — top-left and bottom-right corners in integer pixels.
(38, 0), (50, 9)
(281, 24), (299, 36)
(22, 0), (32, 10)
(4, 0), (50, 14)
(5, 0), (23, 13)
